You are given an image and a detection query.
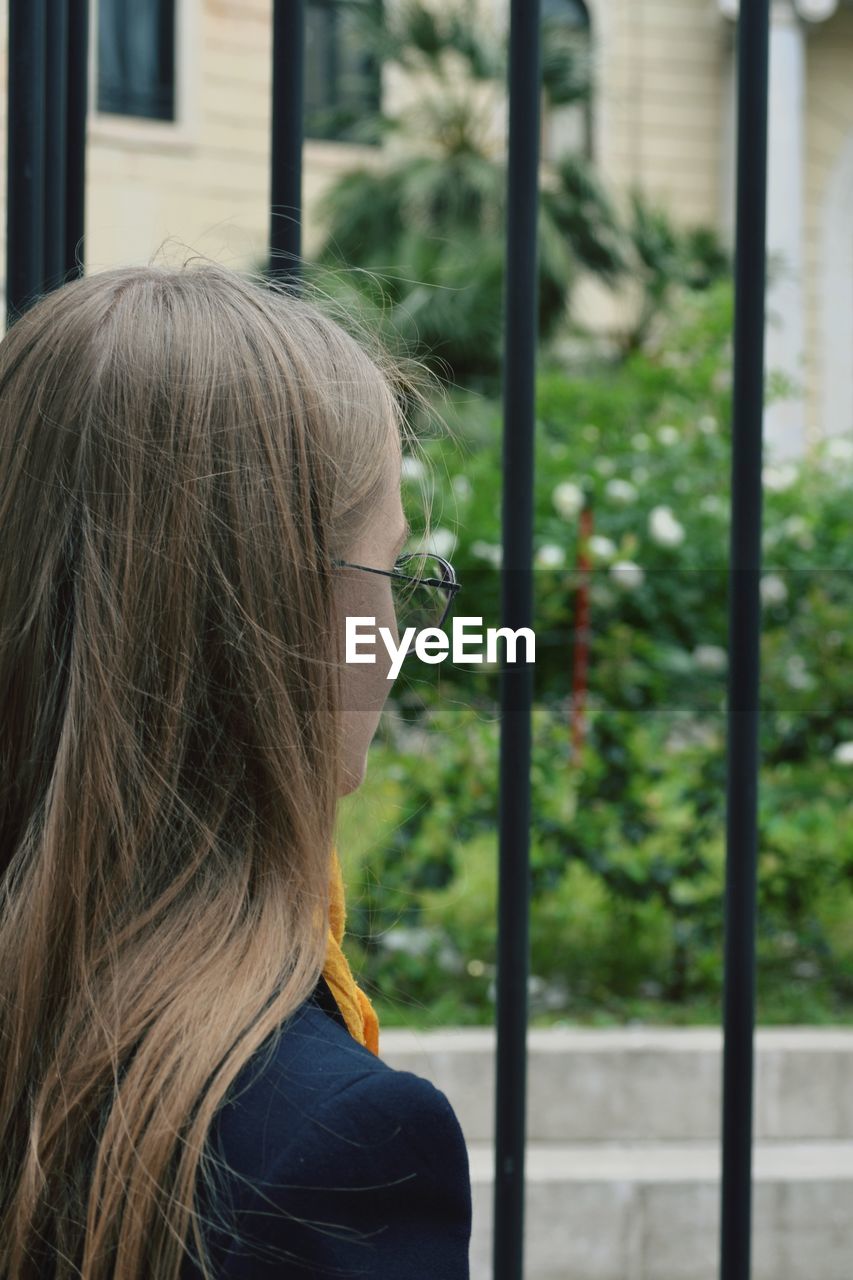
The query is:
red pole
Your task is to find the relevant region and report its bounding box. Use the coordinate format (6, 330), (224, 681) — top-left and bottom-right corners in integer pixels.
(571, 503), (593, 766)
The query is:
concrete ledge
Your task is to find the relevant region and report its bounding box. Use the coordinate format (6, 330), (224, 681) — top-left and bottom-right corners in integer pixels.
(376, 1029), (853, 1277)
(467, 1138), (853, 1182)
(465, 1139), (853, 1280)
(378, 1026), (853, 1142)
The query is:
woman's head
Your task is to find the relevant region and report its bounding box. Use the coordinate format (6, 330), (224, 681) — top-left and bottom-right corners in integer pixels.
(0, 259), (433, 1277)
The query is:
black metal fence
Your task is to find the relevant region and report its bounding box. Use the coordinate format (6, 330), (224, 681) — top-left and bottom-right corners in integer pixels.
(4, 2), (771, 1276)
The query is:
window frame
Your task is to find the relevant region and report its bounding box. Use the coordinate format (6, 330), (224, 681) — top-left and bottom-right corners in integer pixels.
(303, 0), (383, 147)
(87, 0), (200, 153)
(540, 0), (594, 165)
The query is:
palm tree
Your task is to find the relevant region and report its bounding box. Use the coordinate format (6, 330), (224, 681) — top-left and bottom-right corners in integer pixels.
(299, 0), (728, 385)
(299, 0), (621, 388)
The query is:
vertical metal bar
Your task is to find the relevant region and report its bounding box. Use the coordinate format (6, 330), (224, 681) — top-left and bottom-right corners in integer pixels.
(493, 2), (541, 1278)
(328, 4), (339, 125)
(65, 0), (89, 281)
(269, 0), (305, 291)
(719, 3), (770, 1279)
(44, 0), (69, 294)
(6, 0), (47, 325)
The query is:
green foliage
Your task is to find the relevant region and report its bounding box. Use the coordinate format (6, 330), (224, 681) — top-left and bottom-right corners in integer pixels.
(342, 709), (853, 1026)
(338, 277), (853, 1026)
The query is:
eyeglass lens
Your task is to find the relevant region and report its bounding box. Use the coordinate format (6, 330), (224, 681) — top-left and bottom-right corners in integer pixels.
(391, 554), (452, 649)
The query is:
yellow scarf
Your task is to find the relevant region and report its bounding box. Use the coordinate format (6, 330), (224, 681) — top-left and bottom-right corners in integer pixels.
(321, 847), (380, 1056)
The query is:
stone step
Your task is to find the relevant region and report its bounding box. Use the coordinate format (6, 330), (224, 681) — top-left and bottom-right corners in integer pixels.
(465, 1138), (853, 1280)
(377, 1025), (853, 1143)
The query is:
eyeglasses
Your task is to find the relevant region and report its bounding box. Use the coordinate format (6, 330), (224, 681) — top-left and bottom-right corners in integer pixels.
(331, 551), (461, 658)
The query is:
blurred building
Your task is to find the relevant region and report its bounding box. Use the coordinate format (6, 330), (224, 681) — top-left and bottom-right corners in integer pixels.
(561, 0), (853, 460)
(0, 0), (851, 456)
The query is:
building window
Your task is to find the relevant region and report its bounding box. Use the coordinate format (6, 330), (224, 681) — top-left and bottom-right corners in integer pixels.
(96, 0), (176, 122)
(305, 0), (382, 145)
(541, 0), (593, 164)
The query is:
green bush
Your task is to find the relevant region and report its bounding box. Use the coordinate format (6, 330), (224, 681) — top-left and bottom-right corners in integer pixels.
(341, 701), (853, 1027)
(338, 278), (853, 1026)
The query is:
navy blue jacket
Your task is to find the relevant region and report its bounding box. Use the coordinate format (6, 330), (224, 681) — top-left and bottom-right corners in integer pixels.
(180, 974), (472, 1279)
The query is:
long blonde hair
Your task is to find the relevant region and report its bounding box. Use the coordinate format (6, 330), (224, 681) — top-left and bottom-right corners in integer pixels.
(0, 259), (432, 1278)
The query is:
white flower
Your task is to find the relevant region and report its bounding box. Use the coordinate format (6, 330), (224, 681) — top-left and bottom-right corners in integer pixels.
(785, 654), (815, 691)
(648, 505), (686, 548)
(832, 741), (853, 765)
(665, 721), (720, 753)
(632, 433), (651, 451)
(698, 415), (718, 435)
(381, 927), (436, 957)
(595, 457), (616, 477)
(535, 543), (566, 568)
(605, 478), (638, 505)
(693, 644), (727, 673)
(590, 582), (617, 608)
(552, 481), (585, 520)
(763, 462), (798, 492)
(437, 943), (464, 974)
(426, 527), (457, 559)
(471, 540), (503, 568)
(825, 437), (853, 465)
(759, 573), (788, 606)
(657, 424), (679, 446)
(609, 560), (645, 591)
(631, 466), (650, 486)
(401, 455), (426, 482)
(451, 474), (472, 500)
(700, 494), (727, 517)
(588, 534), (617, 560)
(782, 514), (815, 551)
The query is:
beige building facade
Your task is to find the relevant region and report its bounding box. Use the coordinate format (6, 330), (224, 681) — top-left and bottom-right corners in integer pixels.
(0, 0), (851, 457)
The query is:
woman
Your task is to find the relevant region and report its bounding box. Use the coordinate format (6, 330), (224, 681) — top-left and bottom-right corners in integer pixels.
(0, 262), (471, 1278)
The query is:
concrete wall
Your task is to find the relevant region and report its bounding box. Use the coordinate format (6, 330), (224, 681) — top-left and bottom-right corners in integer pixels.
(554, 0), (730, 348)
(590, 0), (726, 228)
